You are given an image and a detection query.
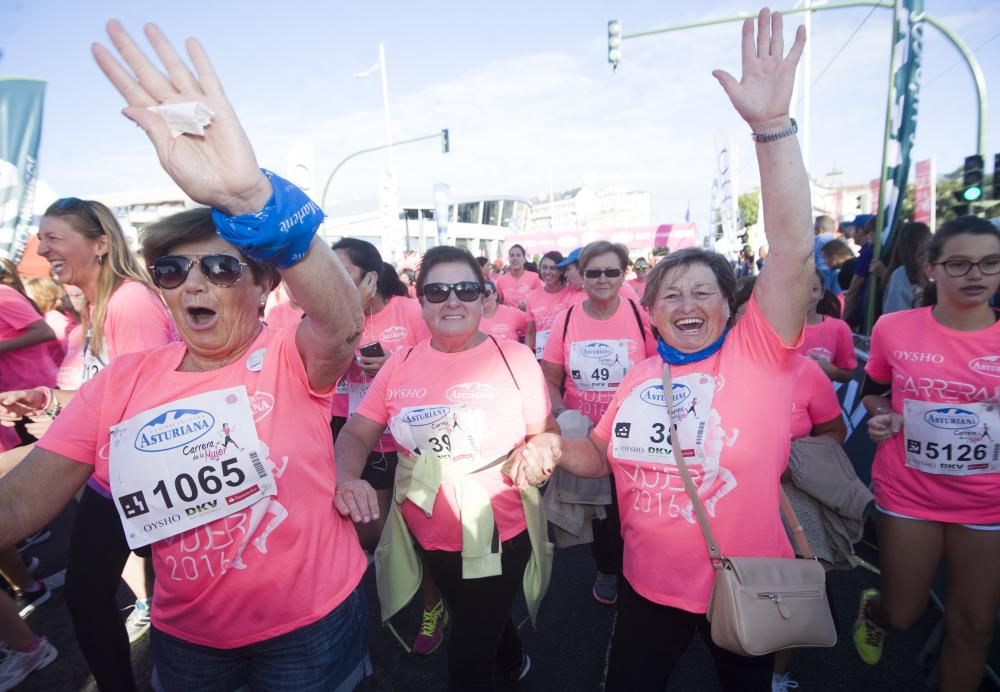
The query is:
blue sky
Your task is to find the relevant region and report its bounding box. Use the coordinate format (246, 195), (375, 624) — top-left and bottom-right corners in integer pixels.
(1, 0), (997, 228)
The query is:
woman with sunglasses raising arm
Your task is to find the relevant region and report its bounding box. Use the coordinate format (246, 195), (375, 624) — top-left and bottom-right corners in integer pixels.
(334, 245), (555, 690)
(0, 21), (370, 692)
(539, 240), (657, 607)
(0, 197), (176, 689)
(853, 216), (1000, 692)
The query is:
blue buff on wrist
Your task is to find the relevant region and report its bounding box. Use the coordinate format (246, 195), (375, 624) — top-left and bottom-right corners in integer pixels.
(211, 170), (324, 269)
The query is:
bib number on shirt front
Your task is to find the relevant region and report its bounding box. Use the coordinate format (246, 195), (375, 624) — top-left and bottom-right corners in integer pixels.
(569, 340), (629, 391)
(109, 386), (277, 549)
(389, 404), (488, 467)
(903, 399), (1000, 477)
(534, 330), (550, 359)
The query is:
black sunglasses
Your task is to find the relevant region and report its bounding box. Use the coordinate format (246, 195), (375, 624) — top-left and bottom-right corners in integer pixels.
(52, 197), (104, 232)
(584, 268), (623, 279)
(150, 254), (249, 290)
(420, 281), (483, 303)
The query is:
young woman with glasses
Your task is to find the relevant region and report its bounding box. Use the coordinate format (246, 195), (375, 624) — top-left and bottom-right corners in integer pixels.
(855, 216), (1000, 692)
(335, 245), (555, 690)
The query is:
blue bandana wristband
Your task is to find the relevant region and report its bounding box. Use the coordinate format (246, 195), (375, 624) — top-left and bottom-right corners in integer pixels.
(657, 326), (730, 365)
(211, 170), (324, 269)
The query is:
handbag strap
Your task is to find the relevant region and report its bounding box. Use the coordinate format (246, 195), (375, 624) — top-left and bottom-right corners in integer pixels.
(661, 365), (724, 565)
(660, 365), (817, 565)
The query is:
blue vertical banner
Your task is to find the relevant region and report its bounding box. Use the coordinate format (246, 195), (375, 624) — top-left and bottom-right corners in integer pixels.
(433, 183), (450, 247)
(879, 0), (924, 257)
(0, 78), (46, 263)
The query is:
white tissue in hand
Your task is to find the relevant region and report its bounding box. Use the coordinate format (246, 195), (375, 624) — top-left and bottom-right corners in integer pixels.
(148, 102), (216, 137)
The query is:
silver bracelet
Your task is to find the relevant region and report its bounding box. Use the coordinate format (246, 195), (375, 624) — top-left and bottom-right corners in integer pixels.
(751, 118), (798, 143)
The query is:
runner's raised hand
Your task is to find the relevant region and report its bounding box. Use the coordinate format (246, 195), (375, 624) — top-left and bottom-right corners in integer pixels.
(712, 8), (806, 131)
(92, 22), (271, 215)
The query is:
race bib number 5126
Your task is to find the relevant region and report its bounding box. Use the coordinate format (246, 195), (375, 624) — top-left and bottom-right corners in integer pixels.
(903, 400), (1000, 477)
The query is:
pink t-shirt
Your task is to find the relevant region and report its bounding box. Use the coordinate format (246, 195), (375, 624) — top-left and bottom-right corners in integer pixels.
(866, 307), (1000, 524)
(332, 296), (430, 453)
(0, 285), (57, 393)
(38, 325), (366, 648)
(44, 310), (72, 366)
(525, 286), (574, 334)
(496, 271), (542, 308)
(798, 316), (857, 372)
(84, 280), (177, 382)
(57, 324), (85, 391)
(790, 355), (842, 439)
(542, 297), (657, 424)
(480, 305), (528, 342)
(264, 302), (303, 330)
(626, 279), (647, 300)
(593, 295), (799, 613)
(355, 337), (549, 550)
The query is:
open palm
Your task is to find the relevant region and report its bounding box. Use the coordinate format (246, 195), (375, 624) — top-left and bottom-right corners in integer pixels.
(92, 22), (270, 215)
(713, 9), (806, 131)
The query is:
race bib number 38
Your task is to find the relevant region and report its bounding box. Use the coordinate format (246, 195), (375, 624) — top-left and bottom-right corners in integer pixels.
(903, 400), (1000, 477)
(109, 386), (276, 549)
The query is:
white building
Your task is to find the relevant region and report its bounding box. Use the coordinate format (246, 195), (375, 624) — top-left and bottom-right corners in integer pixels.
(530, 185), (650, 232)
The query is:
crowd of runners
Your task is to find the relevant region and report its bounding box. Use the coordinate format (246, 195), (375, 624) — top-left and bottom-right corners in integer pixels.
(0, 7), (996, 692)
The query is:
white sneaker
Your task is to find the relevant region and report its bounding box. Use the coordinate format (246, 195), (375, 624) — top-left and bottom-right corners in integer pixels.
(0, 637), (57, 691)
(125, 599), (152, 644)
(772, 672), (800, 691)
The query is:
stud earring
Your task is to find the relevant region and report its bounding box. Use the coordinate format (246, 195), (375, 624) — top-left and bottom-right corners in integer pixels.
(97, 254), (105, 265)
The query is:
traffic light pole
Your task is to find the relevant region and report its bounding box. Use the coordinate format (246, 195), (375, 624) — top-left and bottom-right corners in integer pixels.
(614, 1), (988, 158)
(320, 129), (450, 214)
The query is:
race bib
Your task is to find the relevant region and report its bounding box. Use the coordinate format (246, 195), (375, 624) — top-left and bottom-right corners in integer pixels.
(389, 404), (487, 466)
(568, 340), (629, 392)
(335, 379), (349, 396)
(534, 329), (550, 359)
(82, 333), (107, 383)
(611, 374), (715, 468)
(348, 381), (370, 417)
(903, 400), (1000, 476)
(109, 386), (277, 549)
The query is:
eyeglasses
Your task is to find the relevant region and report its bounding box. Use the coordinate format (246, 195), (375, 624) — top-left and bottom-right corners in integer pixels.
(420, 281), (483, 303)
(149, 254), (249, 290)
(633, 265), (649, 272)
(933, 256), (1000, 278)
(52, 197), (104, 233)
(584, 268), (623, 279)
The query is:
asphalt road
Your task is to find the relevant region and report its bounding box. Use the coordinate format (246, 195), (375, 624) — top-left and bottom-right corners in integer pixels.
(14, 499), (999, 692)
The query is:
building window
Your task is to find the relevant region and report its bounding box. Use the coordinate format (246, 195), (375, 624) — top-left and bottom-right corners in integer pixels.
(457, 202), (481, 224)
(483, 200), (500, 226)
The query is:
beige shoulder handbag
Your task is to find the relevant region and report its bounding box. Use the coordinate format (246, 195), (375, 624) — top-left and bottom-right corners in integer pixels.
(661, 365), (837, 657)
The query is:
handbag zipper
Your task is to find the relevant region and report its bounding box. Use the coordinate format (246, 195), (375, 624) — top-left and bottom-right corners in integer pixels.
(756, 591), (823, 619)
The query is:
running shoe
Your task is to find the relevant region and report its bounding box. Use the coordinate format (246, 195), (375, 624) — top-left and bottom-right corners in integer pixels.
(412, 600), (449, 655)
(772, 672), (800, 691)
(15, 530), (51, 554)
(14, 583), (50, 619)
(125, 599), (152, 644)
(0, 637), (57, 690)
(853, 588), (885, 665)
(592, 572), (618, 605)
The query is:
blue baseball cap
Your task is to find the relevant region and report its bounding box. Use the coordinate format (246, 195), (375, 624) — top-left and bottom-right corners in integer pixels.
(557, 247), (581, 268)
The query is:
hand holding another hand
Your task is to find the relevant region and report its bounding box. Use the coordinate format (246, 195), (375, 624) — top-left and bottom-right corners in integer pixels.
(504, 432), (563, 490)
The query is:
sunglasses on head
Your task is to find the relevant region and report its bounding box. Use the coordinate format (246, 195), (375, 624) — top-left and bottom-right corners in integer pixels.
(149, 254), (249, 290)
(53, 197), (104, 232)
(584, 268), (623, 279)
(420, 281), (483, 303)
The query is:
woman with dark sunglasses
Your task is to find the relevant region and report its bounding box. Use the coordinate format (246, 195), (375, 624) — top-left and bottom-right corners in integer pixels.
(854, 217), (1000, 691)
(0, 196), (176, 688)
(0, 22), (369, 691)
(540, 240), (657, 607)
(479, 278), (528, 342)
(335, 245), (555, 690)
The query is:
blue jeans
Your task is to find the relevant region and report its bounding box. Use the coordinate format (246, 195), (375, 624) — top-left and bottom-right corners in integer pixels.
(150, 586), (369, 692)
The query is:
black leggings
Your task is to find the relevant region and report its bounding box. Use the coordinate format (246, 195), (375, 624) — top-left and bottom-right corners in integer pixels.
(591, 476), (623, 576)
(606, 578), (775, 691)
(420, 530), (531, 692)
(66, 486), (138, 692)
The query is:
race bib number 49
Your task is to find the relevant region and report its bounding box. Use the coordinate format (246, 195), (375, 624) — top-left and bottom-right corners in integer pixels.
(569, 340), (629, 391)
(109, 386), (276, 549)
(903, 400), (1000, 477)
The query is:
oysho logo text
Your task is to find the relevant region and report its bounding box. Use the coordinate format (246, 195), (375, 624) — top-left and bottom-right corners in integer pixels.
(894, 350), (944, 364)
(134, 409), (215, 453)
(387, 388), (428, 401)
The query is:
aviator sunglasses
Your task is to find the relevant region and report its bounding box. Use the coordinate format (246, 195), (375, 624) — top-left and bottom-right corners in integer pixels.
(150, 254), (249, 290)
(420, 281), (483, 303)
(584, 268), (623, 279)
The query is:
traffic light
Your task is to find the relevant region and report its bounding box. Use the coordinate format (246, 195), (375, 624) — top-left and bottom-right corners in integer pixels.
(961, 154), (984, 202)
(608, 20), (622, 69)
(441, 128), (450, 154)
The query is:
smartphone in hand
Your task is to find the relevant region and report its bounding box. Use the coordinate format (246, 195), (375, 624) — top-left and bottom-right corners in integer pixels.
(359, 341), (385, 358)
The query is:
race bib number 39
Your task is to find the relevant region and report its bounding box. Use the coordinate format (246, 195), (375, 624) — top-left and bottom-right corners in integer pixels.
(903, 400), (1000, 477)
(109, 386), (277, 549)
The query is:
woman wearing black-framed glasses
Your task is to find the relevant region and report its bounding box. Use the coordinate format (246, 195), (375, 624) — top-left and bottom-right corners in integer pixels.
(335, 245), (555, 689)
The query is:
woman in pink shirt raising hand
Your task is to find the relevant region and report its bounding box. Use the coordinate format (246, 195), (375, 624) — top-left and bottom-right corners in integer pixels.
(509, 10), (813, 690)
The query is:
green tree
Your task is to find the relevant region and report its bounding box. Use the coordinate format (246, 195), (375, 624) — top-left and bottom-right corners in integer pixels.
(738, 190), (759, 228)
